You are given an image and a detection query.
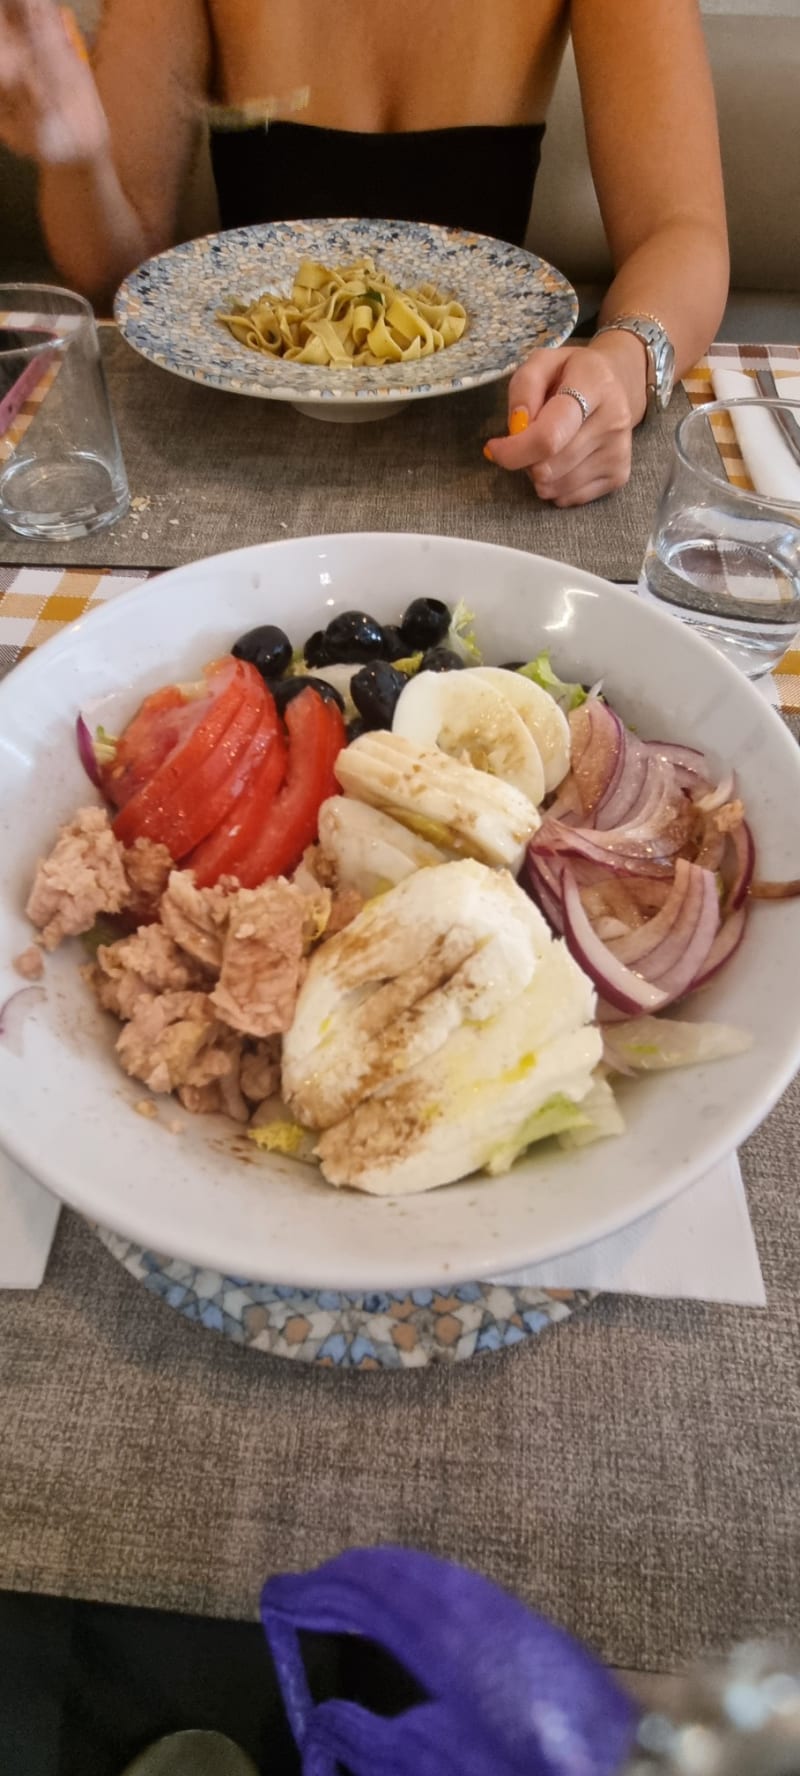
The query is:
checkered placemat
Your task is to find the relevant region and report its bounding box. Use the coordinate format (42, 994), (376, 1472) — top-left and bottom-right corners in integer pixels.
(680, 344), (800, 714)
(0, 565), (150, 679)
(683, 342), (800, 493)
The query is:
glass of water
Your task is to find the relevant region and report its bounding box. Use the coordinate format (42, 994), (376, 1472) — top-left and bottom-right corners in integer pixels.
(640, 397), (800, 677)
(0, 283), (129, 540)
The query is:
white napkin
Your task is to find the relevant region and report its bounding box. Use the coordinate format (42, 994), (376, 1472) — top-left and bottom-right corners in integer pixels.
(0, 1150), (60, 1289)
(489, 1154), (764, 1304)
(710, 367), (800, 505)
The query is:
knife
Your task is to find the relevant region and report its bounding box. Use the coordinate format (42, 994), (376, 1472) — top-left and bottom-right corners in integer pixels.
(753, 367), (800, 468)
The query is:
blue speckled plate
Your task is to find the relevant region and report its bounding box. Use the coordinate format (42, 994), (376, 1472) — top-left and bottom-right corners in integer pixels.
(94, 1227), (594, 1368)
(114, 218), (577, 414)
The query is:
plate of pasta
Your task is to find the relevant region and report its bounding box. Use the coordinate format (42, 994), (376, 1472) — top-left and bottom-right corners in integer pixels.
(114, 217), (578, 422)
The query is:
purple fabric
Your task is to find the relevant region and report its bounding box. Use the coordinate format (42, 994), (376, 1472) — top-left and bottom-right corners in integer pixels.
(261, 1547), (638, 1776)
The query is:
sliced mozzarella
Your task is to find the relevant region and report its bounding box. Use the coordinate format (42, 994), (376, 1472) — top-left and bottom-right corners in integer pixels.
(392, 669), (546, 807)
(470, 666), (571, 793)
(281, 858), (555, 1133)
(313, 941), (601, 1195)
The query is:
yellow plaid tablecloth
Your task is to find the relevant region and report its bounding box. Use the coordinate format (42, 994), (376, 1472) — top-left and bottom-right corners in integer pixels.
(682, 343), (800, 716)
(1, 343), (798, 712)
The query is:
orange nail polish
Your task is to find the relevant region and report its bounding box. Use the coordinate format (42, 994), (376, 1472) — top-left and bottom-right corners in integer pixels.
(509, 406), (529, 436)
(60, 7), (90, 63)
(483, 442), (495, 463)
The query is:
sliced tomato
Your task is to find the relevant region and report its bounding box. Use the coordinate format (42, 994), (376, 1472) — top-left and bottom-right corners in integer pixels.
(111, 658), (263, 847)
(115, 684), (280, 858)
(100, 684), (188, 809)
(103, 656), (251, 813)
(190, 709), (289, 887)
(232, 688), (346, 888)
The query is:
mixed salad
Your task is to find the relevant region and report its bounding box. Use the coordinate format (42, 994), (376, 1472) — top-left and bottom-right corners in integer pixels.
(17, 593), (784, 1197)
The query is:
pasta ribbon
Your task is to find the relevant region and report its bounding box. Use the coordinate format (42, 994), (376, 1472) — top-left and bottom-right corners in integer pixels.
(217, 256), (467, 367)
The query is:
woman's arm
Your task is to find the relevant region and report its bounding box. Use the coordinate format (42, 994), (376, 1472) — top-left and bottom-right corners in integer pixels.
(0, 0), (211, 302)
(487, 0), (729, 506)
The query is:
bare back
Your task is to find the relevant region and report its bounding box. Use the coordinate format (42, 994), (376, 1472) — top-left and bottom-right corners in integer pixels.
(209, 0), (570, 131)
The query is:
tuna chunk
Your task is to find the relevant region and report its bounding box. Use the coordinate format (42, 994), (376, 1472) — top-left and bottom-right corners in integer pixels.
(116, 990), (232, 1095)
(123, 839), (173, 920)
(159, 871), (233, 973)
(240, 1037), (281, 1104)
(292, 845), (361, 937)
(13, 945), (44, 981)
(91, 925), (205, 1021)
(26, 807), (130, 950)
(211, 879), (321, 1039)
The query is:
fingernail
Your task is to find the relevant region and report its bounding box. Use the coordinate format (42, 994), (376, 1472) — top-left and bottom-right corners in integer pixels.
(483, 442), (495, 463)
(509, 406), (529, 436)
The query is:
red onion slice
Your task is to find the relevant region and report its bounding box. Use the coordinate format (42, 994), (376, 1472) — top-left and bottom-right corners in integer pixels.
(723, 821), (755, 913)
(533, 815), (679, 878)
(561, 869), (670, 1015)
(694, 771), (736, 812)
(595, 738), (649, 830)
(749, 877), (800, 900)
(524, 853), (565, 933)
(569, 700), (625, 817)
(641, 868), (720, 1001)
(691, 903), (747, 989)
(642, 740), (708, 775)
(76, 713), (102, 789)
(609, 858), (695, 967)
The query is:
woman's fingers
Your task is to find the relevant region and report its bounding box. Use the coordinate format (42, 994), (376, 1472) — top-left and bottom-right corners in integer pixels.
(530, 439), (632, 507)
(485, 342), (635, 505)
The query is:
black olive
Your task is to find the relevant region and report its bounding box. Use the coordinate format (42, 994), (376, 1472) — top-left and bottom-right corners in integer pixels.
(419, 646), (465, 673)
(499, 660), (525, 672)
(347, 716), (368, 743)
(323, 610), (388, 663)
(351, 662), (409, 730)
(304, 628), (334, 668)
(232, 623), (292, 679)
(399, 596), (451, 651)
(266, 675), (345, 715)
(381, 624), (409, 662)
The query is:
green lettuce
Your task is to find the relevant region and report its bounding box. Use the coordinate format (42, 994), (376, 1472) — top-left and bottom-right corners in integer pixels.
(485, 1092), (589, 1176)
(516, 653), (587, 712)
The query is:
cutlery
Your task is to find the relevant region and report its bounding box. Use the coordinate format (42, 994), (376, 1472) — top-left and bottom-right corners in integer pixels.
(753, 367), (800, 468)
(206, 86), (310, 132)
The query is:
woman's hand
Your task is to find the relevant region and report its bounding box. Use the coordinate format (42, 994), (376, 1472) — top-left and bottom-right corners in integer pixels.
(484, 332), (651, 508)
(0, 0), (108, 166)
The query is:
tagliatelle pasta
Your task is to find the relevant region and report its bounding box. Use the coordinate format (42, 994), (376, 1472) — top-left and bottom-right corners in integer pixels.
(216, 256), (468, 367)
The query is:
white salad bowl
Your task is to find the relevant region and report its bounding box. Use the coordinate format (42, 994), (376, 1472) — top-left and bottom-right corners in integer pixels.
(1, 533), (799, 1289)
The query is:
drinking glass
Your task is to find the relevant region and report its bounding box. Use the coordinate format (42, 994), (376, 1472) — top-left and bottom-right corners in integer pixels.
(640, 397), (800, 677)
(0, 283), (129, 540)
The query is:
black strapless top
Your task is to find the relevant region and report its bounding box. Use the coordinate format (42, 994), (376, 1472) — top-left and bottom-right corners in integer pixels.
(209, 120), (546, 246)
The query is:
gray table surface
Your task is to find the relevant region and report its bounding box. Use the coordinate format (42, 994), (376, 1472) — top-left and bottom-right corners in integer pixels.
(0, 332), (798, 1679)
(0, 327), (684, 582)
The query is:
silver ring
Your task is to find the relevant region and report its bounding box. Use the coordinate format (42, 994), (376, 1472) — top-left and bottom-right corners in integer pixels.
(557, 385), (591, 424)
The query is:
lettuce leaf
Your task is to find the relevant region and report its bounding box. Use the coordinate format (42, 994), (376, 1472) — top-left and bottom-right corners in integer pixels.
(517, 653), (587, 712)
(447, 599), (482, 665)
(485, 1091), (590, 1176)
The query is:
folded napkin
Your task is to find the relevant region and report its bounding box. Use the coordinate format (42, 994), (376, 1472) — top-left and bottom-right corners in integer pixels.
(0, 1149), (60, 1289)
(710, 366), (800, 505)
(490, 1153), (764, 1306)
